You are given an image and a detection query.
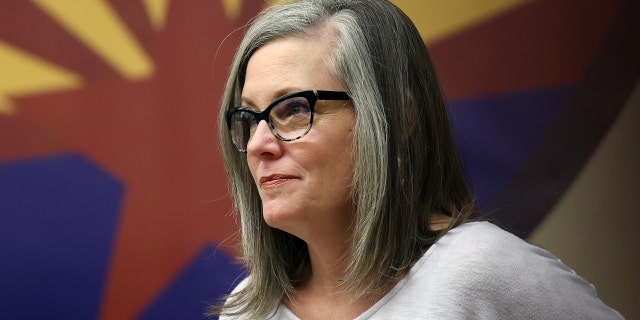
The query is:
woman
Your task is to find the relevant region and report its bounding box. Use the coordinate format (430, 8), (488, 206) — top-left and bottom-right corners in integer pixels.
(214, 0), (622, 319)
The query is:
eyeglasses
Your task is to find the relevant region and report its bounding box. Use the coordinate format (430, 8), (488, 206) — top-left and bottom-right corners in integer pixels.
(226, 90), (351, 152)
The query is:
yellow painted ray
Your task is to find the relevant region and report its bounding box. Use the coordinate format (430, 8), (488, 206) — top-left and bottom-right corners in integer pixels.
(33, 0), (154, 79)
(0, 40), (82, 115)
(143, 0), (244, 28)
(143, 0), (170, 29)
(266, 0), (294, 8)
(267, 0), (528, 44)
(221, 0), (242, 20)
(0, 95), (16, 115)
(392, 0), (530, 43)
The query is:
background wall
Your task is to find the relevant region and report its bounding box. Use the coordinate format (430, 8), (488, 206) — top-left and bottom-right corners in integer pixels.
(1, 0), (637, 319)
(528, 82), (640, 318)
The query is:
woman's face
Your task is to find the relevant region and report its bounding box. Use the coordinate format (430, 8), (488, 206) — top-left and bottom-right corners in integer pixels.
(242, 35), (356, 240)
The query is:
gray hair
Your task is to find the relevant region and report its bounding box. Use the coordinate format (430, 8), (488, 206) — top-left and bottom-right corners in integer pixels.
(214, 0), (476, 317)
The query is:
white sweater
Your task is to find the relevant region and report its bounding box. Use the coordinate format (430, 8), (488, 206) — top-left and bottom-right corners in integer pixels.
(223, 222), (623, 319)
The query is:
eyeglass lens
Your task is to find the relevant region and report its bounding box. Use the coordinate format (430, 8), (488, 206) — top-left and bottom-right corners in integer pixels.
(230, 95), (313, 151)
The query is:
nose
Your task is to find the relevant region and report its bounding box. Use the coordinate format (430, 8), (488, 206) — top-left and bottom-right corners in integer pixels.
(246, 120), (283, 157)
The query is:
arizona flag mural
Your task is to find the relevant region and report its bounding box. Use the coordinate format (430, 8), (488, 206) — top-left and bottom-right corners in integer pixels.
(0, 0), (638, 319)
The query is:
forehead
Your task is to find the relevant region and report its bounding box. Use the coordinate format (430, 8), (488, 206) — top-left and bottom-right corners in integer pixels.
(241, 34), (342, 104)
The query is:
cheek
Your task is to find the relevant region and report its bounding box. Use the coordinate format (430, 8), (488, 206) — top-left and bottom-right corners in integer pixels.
(246, 157), (260, 183)
(332, 131), (355, 168)
(247, 156), (257, 172)
(314, 135), (355, 182)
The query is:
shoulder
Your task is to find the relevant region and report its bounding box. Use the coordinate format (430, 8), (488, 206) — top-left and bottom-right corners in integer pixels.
(218, 277), (251, 320)
(417, 222), (559, 296)
(403, 222), (623, 319)
(220, 277), (294, 320)
(431, 221), (555, 269)
(228, 276), (250, 295)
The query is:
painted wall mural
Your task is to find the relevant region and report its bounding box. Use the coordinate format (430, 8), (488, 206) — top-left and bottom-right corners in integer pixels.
(1, 0), (638, 319)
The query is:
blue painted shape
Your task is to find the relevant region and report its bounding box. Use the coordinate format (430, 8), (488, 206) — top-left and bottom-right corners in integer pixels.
(138, 245), (245, 320)
(0, 154), (123, 319)
(448, 87), (572, 212)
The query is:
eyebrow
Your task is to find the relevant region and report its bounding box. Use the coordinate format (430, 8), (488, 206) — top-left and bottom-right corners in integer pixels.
(239, 96), (256, 108)
(240, 88), (304, 110)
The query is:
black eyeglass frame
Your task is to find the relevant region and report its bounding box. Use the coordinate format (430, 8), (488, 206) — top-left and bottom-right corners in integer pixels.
(225, 90), (351, 152)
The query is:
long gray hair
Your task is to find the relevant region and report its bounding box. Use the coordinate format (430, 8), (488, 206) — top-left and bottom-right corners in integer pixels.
(214, 0), (477, 317)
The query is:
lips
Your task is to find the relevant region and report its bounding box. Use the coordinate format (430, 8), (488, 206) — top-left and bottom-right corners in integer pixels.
(259, 174), (297, 187)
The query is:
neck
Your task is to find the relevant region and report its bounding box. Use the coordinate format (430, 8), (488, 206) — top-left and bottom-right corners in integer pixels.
(285, 232), (381, 320)
(301, 229), (351, 294)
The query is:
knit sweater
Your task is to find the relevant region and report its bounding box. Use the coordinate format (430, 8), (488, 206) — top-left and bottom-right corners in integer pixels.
(222, 222), (623, 319)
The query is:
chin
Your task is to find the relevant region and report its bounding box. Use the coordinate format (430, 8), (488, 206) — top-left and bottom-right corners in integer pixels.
(262, 208), (298, 230)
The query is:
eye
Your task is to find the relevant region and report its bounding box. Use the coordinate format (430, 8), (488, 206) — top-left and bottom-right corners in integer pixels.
(272, 97), (311, 120)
